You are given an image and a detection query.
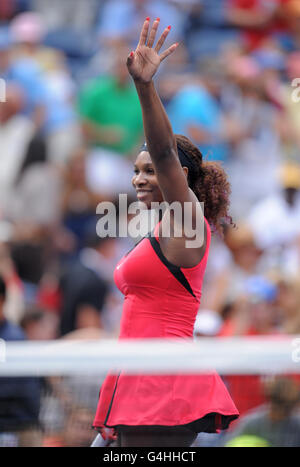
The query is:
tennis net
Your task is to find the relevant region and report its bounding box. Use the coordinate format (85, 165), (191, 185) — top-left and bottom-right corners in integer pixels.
(0, 336), (299, 447)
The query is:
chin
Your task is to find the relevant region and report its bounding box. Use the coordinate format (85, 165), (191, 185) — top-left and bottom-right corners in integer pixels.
(136, 191), (163, 209)
(137, 199), (152, 210)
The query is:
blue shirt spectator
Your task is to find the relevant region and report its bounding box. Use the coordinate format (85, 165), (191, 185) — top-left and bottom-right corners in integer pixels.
(167, 84), (229, 162)
(0, 27), (75, 135)
(5, 58), (75, 133)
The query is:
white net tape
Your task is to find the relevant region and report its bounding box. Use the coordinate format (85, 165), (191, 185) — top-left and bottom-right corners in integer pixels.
(1, 336), (300, 376)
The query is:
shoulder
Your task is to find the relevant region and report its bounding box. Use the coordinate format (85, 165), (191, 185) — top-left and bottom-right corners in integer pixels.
(229, 404), (269, 432)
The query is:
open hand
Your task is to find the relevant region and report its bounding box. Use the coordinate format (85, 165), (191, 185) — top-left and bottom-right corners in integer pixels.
(127, 18), (178, 84)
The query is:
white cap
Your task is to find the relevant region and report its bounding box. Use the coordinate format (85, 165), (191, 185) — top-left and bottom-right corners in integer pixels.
(10, 12), (46, 44)
(194, 309), (223, 337)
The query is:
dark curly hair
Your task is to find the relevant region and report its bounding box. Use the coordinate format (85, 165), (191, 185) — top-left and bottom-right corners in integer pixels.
(175, 134), (233, 235)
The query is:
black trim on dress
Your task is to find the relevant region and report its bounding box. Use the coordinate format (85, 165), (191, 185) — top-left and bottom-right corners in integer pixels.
(148, 235), (197, 300)
(104, 374), (121, 426)
(125, 232), (152, 257)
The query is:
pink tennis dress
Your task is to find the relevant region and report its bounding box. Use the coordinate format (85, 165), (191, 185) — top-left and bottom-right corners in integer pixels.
(93, 219), (239, 432)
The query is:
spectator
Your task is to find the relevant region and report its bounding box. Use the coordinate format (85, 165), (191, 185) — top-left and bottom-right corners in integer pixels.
(223, 55), (282, 217)
(247, 163), (300, 278)
(20, 306), (59, 340)
(43, 406), (96, 447)
(223, 377), (300, 447)
(78, 41), (143, 156)
(78, 41), (143, 199)
(58, 235), (115, 336)
(275, 278), (300, 334)
(248, 163), (300, 248)
(183, 0), (239, 61)
(218, 276), (279, 337)
(201, 223), (266, 314)
(0, 23), (80, 168)
(167, 62), (231, 162)
(61, 149), (102, 250)
(0, 238), (24, 324)
(0, 25), (47, 129)
(280, 0), (300, 51)
(10, 12), (82, 166)
(32, 0), (101, 33)
(226, 0), (290, 50)
(97, 0), (184, 45)
(8, 134), (62, 226)
(0, 83), (34, 215)
(11, 12), (66, 75)
(0, 275), (43, 447)
(10, 225), (50, 305)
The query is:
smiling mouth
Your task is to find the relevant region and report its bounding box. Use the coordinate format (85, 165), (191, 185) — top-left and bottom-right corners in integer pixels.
(136, 190), (152, 195)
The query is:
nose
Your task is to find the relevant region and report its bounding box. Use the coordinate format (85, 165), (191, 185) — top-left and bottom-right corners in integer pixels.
(133, 171), (148, 187)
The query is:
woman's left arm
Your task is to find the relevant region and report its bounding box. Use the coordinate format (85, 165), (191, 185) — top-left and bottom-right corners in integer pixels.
(127, 18), (196, 207)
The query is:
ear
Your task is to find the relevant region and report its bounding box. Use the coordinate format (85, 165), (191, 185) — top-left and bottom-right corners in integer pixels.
(182, 166), (189, 179)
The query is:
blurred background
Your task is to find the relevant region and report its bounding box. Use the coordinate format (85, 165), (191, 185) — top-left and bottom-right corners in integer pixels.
(0, 0), (300, 447)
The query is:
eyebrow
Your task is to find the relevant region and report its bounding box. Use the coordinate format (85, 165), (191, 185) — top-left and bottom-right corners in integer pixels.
(134, 163), (153, 169)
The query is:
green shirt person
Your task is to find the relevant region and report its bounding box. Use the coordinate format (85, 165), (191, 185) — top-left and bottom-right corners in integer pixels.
(78, 74), (143, 155)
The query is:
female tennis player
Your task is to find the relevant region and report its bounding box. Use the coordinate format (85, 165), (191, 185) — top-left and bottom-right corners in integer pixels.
(93, 18), (239, 447)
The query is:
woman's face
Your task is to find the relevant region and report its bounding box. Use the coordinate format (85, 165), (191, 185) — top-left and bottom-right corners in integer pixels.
(132, 151), (164, 208)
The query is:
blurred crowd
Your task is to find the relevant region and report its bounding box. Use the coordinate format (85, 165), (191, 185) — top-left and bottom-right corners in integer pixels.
(0, 0), (300, 447)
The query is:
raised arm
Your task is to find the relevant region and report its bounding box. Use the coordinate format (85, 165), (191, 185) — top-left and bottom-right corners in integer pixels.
(127, 18), (196, 207)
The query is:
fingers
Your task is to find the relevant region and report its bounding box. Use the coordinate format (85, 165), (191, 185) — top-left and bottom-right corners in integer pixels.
(147, 17), (160, 48)
(138, 17), (150, 47)
(160, 42), (179, 62)
(126, 50), (134, 67)
(137, 18), (178, 63)
(155, 25), (171, 53)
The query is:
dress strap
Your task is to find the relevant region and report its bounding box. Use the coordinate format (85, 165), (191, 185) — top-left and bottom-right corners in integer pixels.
(148, 229), (197, 300)
(153, 221), (161, 243)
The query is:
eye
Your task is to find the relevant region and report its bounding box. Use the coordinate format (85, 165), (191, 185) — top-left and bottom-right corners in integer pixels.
(147, 168), (154, 174)
(133, 168), (139, 175)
